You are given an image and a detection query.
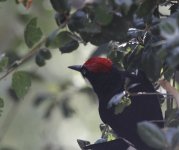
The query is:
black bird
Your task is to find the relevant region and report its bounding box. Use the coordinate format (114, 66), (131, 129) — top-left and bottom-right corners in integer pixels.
(69, 57), (164, 150)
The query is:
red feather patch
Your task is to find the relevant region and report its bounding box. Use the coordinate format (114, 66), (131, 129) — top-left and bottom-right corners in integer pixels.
(83, 57), (112, 73)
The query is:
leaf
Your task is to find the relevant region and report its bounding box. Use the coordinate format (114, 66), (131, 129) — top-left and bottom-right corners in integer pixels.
(46, 31), (75, 49)
(107, 92), (131, 114)
(79, 23), (101, 34)
(107, 92), (126, 109)
(35, 54), (46, 67)
(114, 0), (132, 6)
(160, 20), (176, 36)
(12, 71), (31, 99)
(94, 4), (113, 26)
(141, 50), (162, 81)
(172, 129), (179, 150)
(163, 127), (178, 146)
(137, 0), (156, 17)
(77, 139), (90, 150)
(114, 96), (131, 114)
(39, 48), (52, 60)
(24, 18), (43, 48)
(33, 94), (52, 107)
(114, 0), (133, 14)
(0, 0), (7, 2)
(45, 29), (59, 48)
(59, 40), (79, 53)
(43, 102), (55, 119)
(0, 97), (4, 108)
(68, 10), (88, 32)
(0, 97), (4, 116)
(0, 54), (8, 72)
(50, 0), (70, 13)
(137, 121), (167, 149)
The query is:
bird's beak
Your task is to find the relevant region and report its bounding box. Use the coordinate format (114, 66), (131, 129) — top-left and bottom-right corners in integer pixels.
(68, 65), (82, 72)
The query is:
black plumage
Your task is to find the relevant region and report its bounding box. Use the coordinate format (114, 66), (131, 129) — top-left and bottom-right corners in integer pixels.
(69, 57), (164, 150)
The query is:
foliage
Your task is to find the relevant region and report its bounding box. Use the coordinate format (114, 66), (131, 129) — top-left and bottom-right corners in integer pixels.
(1, 0), (179, 150)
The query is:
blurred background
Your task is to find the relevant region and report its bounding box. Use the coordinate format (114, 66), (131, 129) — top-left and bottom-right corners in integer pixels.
(0, 1), (102, 150)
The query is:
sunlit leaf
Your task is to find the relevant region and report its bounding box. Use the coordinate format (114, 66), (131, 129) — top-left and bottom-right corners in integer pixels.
(114, 96), (131, 114)
(107, 92), (126, 109)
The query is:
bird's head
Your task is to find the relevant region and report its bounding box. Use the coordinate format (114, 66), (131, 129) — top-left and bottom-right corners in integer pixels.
(68, 57), (155, 95)
(68, 57), (124, 96)
(68, 57), (156, 103)
(68, 57), (113, 76)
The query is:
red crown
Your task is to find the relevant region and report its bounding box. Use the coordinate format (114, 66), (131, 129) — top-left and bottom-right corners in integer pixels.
(83, 57), (112, 73)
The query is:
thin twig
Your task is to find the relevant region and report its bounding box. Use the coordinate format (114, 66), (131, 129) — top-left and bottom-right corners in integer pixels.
(129, 92), (173, 98)
(148, 120), (166, 123)
(0, 37), (46, 81)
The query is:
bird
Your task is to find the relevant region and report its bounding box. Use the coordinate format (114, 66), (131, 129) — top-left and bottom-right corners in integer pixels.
(68, 57), (164, 150)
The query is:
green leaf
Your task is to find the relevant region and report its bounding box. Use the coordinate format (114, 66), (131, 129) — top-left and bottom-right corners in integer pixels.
(0, 97), (4, 116)
(59, 40), (79, 53)
(0, 55), (8, 72)
(39, 48), (52, 60)
(12, 71), (31, 99)
(94, 4), (113, 26)
(114, 96), (131, 114)
(137, 121), (167, 149)
(50, 0), (70, 13)
(0, 0), (7, 2)
(142, 51), (162, 81)
(24, 18), (43, 48)
(167, 47), (179, 69)
(137, 0), (156, 17)
(172, 129), (179, 150)
(107, 133), (116, 141)
(46, 31), (75, 49)
(107, 92), (126, 109)
(35, 54), (46, 67)
(160, 19), (176, 38)
(79, 23), (101, 34)
(114, 0), (133, 14)
(0, 97), (4, 108)
(107, 92), (131, 114)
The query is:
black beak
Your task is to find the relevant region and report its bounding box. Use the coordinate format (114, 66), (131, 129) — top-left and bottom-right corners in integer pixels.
(68, 65), (82, 72)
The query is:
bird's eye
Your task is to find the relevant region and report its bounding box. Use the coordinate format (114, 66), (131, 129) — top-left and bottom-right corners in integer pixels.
(82, 69), (87, 76)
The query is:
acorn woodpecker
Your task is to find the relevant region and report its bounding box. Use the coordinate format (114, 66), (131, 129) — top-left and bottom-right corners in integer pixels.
(69, 57), (164, 150)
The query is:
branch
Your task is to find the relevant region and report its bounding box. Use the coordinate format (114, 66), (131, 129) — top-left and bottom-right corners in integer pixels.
(0, 37), (46, 81)
(159, 80), (179, 108)
(128, 91), (173, 98)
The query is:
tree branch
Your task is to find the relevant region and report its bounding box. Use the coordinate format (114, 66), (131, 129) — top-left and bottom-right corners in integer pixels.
(0, 37), (46, 81)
